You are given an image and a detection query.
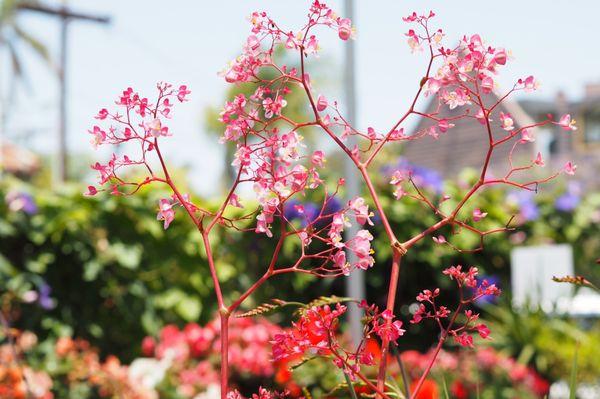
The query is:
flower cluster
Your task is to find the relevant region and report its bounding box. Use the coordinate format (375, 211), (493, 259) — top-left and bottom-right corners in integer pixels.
(0, 330), (52, 399)
(400, 347), (549, 398)
(272, 302), (403, 380)
(140, 317), (282, 397)
(411, 265), (500, 348)
(155, 194), (199, 229)
(86, 82), (191, 198)
(54, 336), (157, 399)
(4, 191), (38, 215)
(404, 11), (577, 179)
(222, 0), (354, 84)
(84, 2), (581, 397)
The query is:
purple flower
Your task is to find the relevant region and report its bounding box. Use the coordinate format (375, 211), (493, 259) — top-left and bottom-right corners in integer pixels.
(555, 182), (581, 212)
(382, 158), (444, 194)
(5, 191), (38, 215)
(509, 191), (539, 221)
(283, 199), (319, 227)
(37, 283), (55, 310)
(322, 196), (342, 215)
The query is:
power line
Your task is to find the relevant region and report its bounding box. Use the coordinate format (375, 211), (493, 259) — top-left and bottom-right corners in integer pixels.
(17, 2), (110, 183)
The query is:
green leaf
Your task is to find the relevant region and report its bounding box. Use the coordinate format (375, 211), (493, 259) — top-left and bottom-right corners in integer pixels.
(110, 242), (142, 270)
(343, 372), (359, 399)
(569, 342), (579, 399)
(176, 297), (202, 322)
(441, 375), (450, 399)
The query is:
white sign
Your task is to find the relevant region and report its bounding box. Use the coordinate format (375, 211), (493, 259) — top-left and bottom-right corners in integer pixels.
(511, 244), (574, 310)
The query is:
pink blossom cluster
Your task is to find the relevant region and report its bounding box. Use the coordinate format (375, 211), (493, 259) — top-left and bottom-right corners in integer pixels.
(85, 2), (581, 397)
(86, 82), (190, 198)
(403, 11), (577, 177)
(221, 1), (352, 84)
(138, 317), (282, 397)
(411, 265), (499, 348)
(272, 302), (403, 380)
(400, 347), (550, 398)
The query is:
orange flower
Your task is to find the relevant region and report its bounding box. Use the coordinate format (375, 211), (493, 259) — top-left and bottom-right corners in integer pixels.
(410, 379), (439, 399)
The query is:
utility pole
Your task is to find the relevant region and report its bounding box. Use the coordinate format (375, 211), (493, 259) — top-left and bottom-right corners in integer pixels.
(343, 0), (365, 345)
(17, 2), (110, 183)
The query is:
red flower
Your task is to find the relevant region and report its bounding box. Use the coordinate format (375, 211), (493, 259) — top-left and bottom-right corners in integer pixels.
(410, 379), (439, 399)
(451, 381), (468, 399)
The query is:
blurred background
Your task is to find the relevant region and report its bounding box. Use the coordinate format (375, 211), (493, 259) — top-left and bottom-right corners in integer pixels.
(1, 1), (599, 398)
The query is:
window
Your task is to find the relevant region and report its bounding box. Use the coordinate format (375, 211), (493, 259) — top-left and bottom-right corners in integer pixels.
(584, 110), (600, 143)
(535, 127), (556, 159)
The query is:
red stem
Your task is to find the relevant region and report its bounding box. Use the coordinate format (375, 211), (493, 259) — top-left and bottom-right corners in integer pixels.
(409, 301), (463, 399)
(220, 313), (230, 399)
(376, 251), (402, 396)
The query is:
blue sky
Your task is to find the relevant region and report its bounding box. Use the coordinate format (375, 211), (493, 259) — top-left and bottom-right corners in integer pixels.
(4, 0), (600, 194)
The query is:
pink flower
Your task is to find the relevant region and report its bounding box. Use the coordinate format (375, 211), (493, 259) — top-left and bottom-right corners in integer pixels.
(95, 108), (109, 120)
(475, 109), (488, 125)
(563, 161), (577, 175)
(476, 324), (491, 339)
(284, 34), (297, 49)
(520, 128), (535, 143)
(333, 251), (349, 275)
(389, 170), (405, 186)
(443, 265), (479, 287)
(374, 318), (405, 343)
(337, 18), (352, 41)
(424, 78), (441, 96)
(441, 89), (470, 109)
(481, 76), (494, 94)
(177, 85), (191, 102)
(348, 197), (373, 225)
(438, 119), (454, 133)
(88, 126), (106, 148)
(346, 230), (374, 270)
(402, 12), (418, 22)
(147, 118), (169, 137)
(228, 193), (243, 208)
(311, 150), (326, 167)
(499, 112), (514, 131)
(157, 198), (175, 229)
(406, 29), (421, 52)
(534, 152), (545, 167)
(558, 114), (577, 131)
(411, 304), (427, 324)
(316, 94), (328, 112)
(432, 235), (446, 244)
(454, 332), (474, 348)
(141, 336), (156, 356)
(84, 186), (98, 196)
(523, 75), (538, 92)
(305, 35), (319, 55)
(494, 49), (507, 65)
(472, 208), (487, 222)
(262, 96), (287, 118)
(416, 288), (439, 302)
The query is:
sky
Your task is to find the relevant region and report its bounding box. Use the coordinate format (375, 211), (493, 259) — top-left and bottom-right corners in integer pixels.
(4, 0), (600, 195)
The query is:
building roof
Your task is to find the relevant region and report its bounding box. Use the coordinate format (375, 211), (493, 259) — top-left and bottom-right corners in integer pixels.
(401, 93), (535, 178)
(0, 140), (41, 176)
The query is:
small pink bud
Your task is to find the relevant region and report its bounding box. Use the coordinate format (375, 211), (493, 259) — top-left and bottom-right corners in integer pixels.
(473, 208), (488, 222)
(433, 235), (446, 244)
(316, 95), (328, 112)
